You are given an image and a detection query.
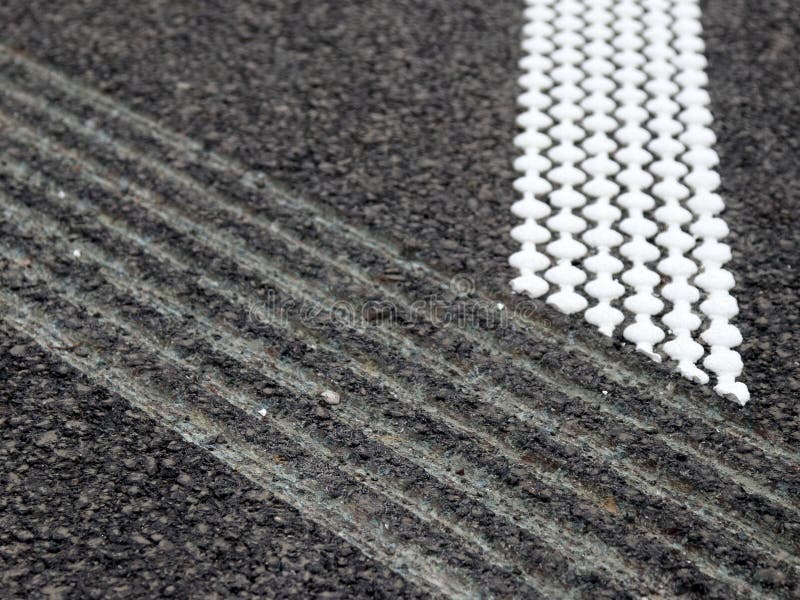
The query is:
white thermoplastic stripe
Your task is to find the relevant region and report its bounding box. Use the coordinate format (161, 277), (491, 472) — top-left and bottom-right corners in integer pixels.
(510, 0), (749, 404)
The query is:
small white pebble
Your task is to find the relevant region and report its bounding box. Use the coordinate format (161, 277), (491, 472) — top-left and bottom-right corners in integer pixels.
(58, 190), (66, 199)
(258, 408), (267, 417)
(601, 390), (608, 396)
(320, 390), (340, 405)
(72, 249), (81, 258)
(496, 302), (505, 310)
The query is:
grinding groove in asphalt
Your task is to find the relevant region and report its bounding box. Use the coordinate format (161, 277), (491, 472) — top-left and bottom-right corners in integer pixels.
(3, 103), (796, 524)
(0, 76), (796, 584)
(0, 198), (684, 596)
(0, 69), (797, 493)
(0, 46), (719, 386)
(0, 206), (763, 598)
(0, 221), (623, 597)
(1, 1), (799, 597)
(0, 45), (792, 478)
(1, 139), (792, 544)
(0, 211), (597, 595)
(0, 128), (797, 554)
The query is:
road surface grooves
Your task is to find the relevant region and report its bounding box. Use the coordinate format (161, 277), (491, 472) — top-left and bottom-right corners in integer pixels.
(1, 45), (798, 598)
(2, 160), (796, 596)
(1, 45), (797, 461)
(0, 77), (791, 506)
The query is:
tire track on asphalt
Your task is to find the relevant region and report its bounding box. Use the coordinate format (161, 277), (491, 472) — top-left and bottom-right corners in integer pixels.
(7, 265), (628, 598)
(0, 173), (792, 597)
(0, 66), (795, 493)
(4, 99), (795, 542)
(1, 105), (798, 562)
(3, 139), (796, 568)
(1, 45), (797, 466)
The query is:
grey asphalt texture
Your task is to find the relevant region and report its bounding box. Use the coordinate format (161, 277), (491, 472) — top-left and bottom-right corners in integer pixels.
(0, 0), (798, 598)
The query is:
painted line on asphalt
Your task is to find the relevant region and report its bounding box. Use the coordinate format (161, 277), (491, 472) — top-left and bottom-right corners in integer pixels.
(510, 0), (748, 403)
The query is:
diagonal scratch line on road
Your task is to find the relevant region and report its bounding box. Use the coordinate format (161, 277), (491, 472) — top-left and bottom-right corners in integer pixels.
(0, 95), (796, 503)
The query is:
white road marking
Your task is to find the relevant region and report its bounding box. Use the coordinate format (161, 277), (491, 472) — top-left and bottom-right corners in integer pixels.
(511, 0), (749, 404)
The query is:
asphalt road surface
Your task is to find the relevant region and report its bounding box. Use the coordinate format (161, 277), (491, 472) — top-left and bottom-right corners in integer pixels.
(0, 0), (798, 598)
